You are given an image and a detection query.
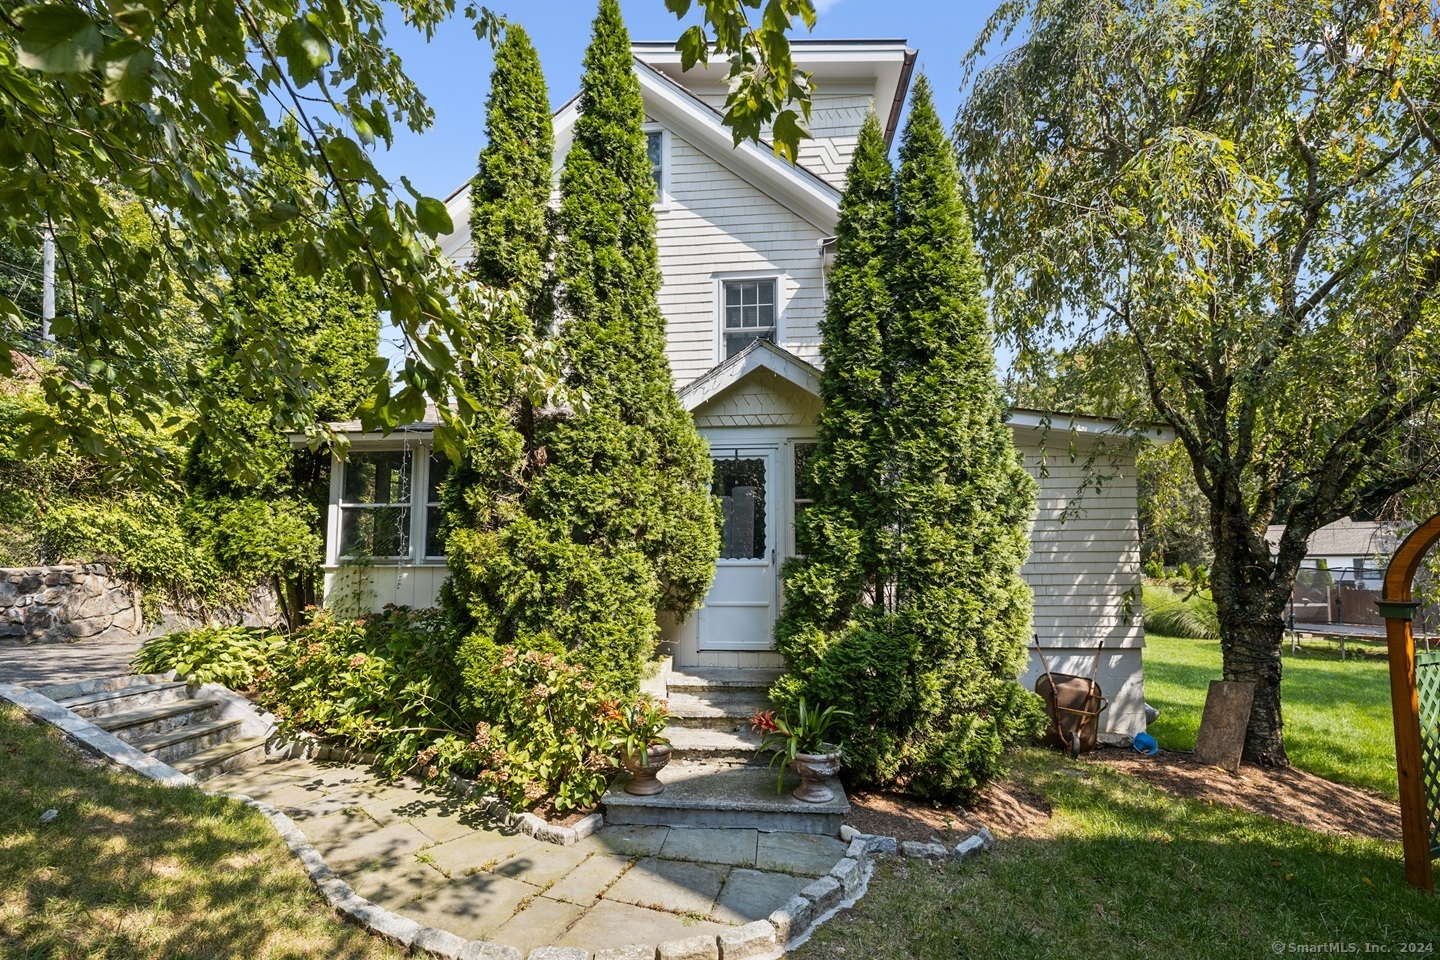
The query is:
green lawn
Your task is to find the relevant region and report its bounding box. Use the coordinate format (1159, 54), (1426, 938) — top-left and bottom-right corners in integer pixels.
(1143, 632), (1398, 799)
(0, 706), (402, 960)
(797, 749), (1439, 960)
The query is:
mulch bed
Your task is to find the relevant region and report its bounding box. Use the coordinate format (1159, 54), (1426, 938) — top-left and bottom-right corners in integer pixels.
(844, 779), (1052, 843)
(1089, 745), (1401, 842)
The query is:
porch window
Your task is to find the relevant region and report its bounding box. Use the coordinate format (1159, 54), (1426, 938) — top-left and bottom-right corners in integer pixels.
(424, 451), (448, 559)
(793, 442), (819, 534)
(722, 278), (776, 358)
(713, 457), (767, 560)
(339, 451), (411, 559)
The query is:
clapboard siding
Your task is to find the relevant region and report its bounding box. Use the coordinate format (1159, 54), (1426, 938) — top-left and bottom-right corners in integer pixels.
(1013, 432), (1146, 737)
(658, 133), (829, 384)
(322, 565), (449, 614)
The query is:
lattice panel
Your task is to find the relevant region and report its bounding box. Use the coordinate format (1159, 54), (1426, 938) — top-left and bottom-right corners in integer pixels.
(1416, 650), (1440, 857)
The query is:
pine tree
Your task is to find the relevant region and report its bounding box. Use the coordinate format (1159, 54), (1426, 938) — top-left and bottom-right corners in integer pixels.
(776, 78), (1040, 800)
(452, 0), (718, 699)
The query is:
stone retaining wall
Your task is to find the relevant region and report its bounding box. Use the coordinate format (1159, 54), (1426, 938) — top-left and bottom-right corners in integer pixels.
(0, 564), (141, 642)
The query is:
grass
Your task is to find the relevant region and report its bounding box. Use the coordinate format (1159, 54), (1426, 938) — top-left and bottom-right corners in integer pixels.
(796, 749), (1439, 960)
(1143, 632), (1398, 799)
(0, 706), (403, 960)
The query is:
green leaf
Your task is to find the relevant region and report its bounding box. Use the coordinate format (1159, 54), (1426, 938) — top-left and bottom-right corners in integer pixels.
(771, 109), (810, 164)
(14, 4), (103, 73)
(323, 136), (369, 180)
(99, 42), (157, 102)
(293, 240), (325, 279)
(415, 197), (453, 239)
(275, 17), (333, 88)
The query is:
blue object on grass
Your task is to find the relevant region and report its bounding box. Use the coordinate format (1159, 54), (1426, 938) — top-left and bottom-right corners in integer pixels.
(1132, 731), (1160, 755)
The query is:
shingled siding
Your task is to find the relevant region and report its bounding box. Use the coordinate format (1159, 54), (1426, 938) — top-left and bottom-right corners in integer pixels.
(1013, 434), (1147, 738)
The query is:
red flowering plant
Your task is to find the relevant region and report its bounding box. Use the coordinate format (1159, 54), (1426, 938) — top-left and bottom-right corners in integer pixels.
(751, 698), (851, 791)
(602, 695), (671, 767)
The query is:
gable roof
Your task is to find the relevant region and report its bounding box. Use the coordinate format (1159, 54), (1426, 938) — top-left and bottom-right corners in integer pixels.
(678, 339), (822, 412)
(436, 48), (847, 262)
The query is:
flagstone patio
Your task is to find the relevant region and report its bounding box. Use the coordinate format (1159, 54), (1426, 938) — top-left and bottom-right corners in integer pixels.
(205, 757), (852, 956)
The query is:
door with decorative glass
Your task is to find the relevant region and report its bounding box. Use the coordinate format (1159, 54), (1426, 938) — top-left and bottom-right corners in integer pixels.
(699, 448), (778, 650)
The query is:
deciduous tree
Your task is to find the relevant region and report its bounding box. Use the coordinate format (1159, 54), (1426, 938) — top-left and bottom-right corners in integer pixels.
(957, 0), (1440, 761)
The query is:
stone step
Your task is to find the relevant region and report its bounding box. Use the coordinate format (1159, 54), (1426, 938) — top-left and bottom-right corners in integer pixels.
(665, 692), (773, 730)
(92, 698), (218, 743)
(125, 716), (245, 764)
(36, 673), (174, 704)
(666, 667), (783, 695)
(57, 681), (191, 719)
(602, 761), (847, 835)
(663, 724), (771, 762)
(171, 735), (269, 781)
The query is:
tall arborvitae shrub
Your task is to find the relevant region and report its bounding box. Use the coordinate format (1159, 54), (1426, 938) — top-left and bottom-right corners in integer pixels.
(443, 24), (554, 641)
(453, 0), (718, 700)
(776, 78), (1041, 801)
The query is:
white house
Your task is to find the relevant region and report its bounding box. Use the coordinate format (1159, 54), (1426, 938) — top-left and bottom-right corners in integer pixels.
(317, 40), (1170, 739)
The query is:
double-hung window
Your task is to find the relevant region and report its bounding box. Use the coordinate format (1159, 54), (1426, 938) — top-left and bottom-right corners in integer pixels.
(424, 451), (447, 559)
(339, 451), (412, 559)
(722, 278), (777, 358)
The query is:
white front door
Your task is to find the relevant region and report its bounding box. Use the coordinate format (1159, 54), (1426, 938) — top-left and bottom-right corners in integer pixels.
(699, 448), (778, 650)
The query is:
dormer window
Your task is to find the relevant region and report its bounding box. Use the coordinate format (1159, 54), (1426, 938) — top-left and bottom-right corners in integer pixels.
(722, 278), (777, 358)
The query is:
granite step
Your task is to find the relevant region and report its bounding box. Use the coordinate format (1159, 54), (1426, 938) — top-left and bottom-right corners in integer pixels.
(663, 724), (769, 762)
(125, 716), (245, 764)
(92, 698), (219, 742)
(36, 673), (174, 703)
(171, 735), (269, 781)
(57, 680), (191, 719)
(665, 691), (773, 730)
(666, 668), (783, 695)
(602, 760), (847, 835)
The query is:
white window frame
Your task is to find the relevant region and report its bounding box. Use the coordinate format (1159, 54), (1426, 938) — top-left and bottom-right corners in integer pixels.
(328, 440), (448, 566)
(642, 124), (672, 210)
(714, 271), (785, 363)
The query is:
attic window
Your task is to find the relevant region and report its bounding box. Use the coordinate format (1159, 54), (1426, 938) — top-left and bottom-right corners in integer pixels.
(646, 130), (665, 199)
(722, 278), (777, 358)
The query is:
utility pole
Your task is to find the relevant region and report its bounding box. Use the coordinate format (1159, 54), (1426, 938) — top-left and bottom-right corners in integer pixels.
(41, 224), (54, 344)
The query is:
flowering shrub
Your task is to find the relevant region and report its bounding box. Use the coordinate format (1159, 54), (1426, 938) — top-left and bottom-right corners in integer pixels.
(260, 606), (472, 780)
(469, 649), (615, 813)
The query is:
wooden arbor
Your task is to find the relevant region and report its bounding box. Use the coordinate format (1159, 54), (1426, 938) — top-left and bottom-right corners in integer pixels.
(1379, 514), (1440, 891)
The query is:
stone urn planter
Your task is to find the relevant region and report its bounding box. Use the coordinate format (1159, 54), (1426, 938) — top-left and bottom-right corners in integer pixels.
(789, 746), (841, 803)
(621, 743), (672, 796)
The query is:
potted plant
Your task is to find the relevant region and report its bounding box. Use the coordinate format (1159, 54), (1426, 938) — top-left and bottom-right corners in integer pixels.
(752, 698), (851, 803)
(605, 695), (672, 796)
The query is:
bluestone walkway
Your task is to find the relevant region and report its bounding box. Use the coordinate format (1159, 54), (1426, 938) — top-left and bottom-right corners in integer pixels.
(0, 636), (144, 687)
(206, 757), (849, 955)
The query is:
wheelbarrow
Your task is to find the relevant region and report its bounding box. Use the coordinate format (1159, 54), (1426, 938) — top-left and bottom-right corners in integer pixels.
(1034, 639), (1109, 758)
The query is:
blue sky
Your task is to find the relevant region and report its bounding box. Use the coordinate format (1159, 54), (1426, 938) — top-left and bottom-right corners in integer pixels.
(372, 0), (998, 197)
(372, 0), (1002, 360)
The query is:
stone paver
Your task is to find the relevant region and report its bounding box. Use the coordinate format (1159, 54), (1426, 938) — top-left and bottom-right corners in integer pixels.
(603, 857), (728, 916)
(318, 820), (431, 876)
(710, 868), (808, 925)
(348, 856), (450, 911)
(557, 900), (729, 952)
(397, 871), (540, 940)
(492, 840), (595, 887)
(658, 827), (757, 867)
(542, 854), (635, 907)
(425, 828), (540, 879)
(488, 897), (586, 953)
(756, 831), (849, 876)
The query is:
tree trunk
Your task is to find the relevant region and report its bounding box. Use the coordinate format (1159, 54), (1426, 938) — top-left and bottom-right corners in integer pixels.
(1209, 511), (1294, 765)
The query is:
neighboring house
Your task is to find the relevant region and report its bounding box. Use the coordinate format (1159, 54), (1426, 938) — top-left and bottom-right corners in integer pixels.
(1265, 518), (1409, 624)
(313, 41), (1171, 739)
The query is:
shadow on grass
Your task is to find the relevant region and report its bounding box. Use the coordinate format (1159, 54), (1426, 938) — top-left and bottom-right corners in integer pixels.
(794, 750), (1438, 960)
(0, 707), (403, 960)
